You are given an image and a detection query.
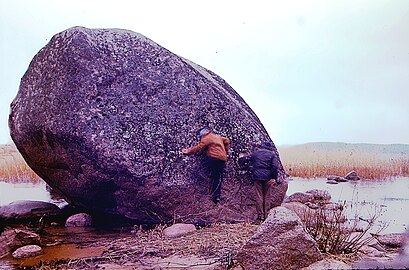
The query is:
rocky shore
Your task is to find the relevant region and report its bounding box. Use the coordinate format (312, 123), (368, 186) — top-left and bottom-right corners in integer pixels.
(1, 188), (408, 269)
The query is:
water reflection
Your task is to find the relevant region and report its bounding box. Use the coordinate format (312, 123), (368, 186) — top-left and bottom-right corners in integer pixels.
(0, 181), (49, 206)
(1, 176), (408, 234)
(0, 178), (66, 207)
(287, 177), (409, 233)
(1, 227), (129, 269)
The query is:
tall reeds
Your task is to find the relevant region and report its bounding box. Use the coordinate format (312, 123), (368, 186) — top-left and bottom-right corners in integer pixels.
(2, 143), (408, 183)
(278, 143), (409, 180)
(0, 145), (41, 184)
(0, 160), (41, 184)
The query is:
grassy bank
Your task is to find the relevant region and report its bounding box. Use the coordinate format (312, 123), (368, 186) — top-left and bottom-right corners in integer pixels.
(278, 142), (409, 180)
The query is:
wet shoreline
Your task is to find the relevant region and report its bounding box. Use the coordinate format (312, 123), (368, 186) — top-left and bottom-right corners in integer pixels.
(287, 177), (409, 234)
(1, 177), (408, 268)
(1, 225), (133, 269)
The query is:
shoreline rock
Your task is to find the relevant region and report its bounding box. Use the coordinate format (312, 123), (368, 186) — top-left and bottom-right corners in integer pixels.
(327, 170), (361, 182)
(0, 200), (61, 222)
(162, 223), (196, 238)
(65, 213), (92, 227)
(376, 233), (404, 248)
(0, 228), (40, 259)
(12, 244), (43, 259)
(237, 207), (323, 269)
(345, 170), (360, 180)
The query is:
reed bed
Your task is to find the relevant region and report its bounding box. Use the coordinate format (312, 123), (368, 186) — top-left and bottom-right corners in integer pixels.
(0, 146), (41, 184)
(2, 143), (408, 183)
(0, 164), (41, 184)
(278, 144), (409, 180)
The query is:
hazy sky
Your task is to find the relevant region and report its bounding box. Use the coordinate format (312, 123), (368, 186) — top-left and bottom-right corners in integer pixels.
(1, 0), (408, 145)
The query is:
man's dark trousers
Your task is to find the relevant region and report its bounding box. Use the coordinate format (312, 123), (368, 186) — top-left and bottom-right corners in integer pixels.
(207, 157), (225, 203)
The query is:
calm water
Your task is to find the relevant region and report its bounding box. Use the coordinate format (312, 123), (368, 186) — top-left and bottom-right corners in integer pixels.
(0, 180), (67, 208)
(287, 177), (409, 234)
(1, 177), (408, 233)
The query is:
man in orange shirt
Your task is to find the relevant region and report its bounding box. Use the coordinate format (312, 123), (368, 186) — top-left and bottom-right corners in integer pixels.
(182, 128), (230, 204)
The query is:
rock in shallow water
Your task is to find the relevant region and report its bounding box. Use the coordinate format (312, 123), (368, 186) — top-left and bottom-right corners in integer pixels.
(12, 244), (43, 259)
(65, 213), (93, 227)
(0, 200), (61, 221)
(9, 26), (287, 224)
(0, 229), (40, 259)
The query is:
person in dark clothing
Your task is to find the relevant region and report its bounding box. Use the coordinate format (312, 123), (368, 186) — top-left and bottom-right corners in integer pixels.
(182, 128), (230, 204)
(240, 141), (280, 221)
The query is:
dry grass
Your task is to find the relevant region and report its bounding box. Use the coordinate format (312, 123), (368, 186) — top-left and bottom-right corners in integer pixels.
(98, 223), (256, 260)
(30, 222), (258, 269)
(302, 201), (386, 255)
(278, 143), (409, 180)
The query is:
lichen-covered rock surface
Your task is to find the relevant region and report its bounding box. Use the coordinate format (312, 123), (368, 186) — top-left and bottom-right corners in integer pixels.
(9, 26), (287, 223)
(237, 207), (323, 269)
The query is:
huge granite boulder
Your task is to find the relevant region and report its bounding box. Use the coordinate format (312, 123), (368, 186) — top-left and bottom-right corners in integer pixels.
(9, 26), (287, 224)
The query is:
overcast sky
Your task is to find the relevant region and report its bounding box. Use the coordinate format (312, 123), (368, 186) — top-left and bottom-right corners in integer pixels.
(1, 0), (408, 146)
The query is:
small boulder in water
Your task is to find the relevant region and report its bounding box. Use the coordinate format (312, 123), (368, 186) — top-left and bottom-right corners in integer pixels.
(345, 170), (360, 180)
(305, 189), (331, 202)
(0, 229), (40, 259)
(65, 213), (92, 227)
(326, 180), (338, 185)
(12, 244), (43, 259)
(286, 192), (314, 204)
(0, 200), (61, 221)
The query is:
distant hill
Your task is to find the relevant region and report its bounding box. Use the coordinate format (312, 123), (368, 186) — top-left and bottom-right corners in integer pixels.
(278, 142), (409, 161)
